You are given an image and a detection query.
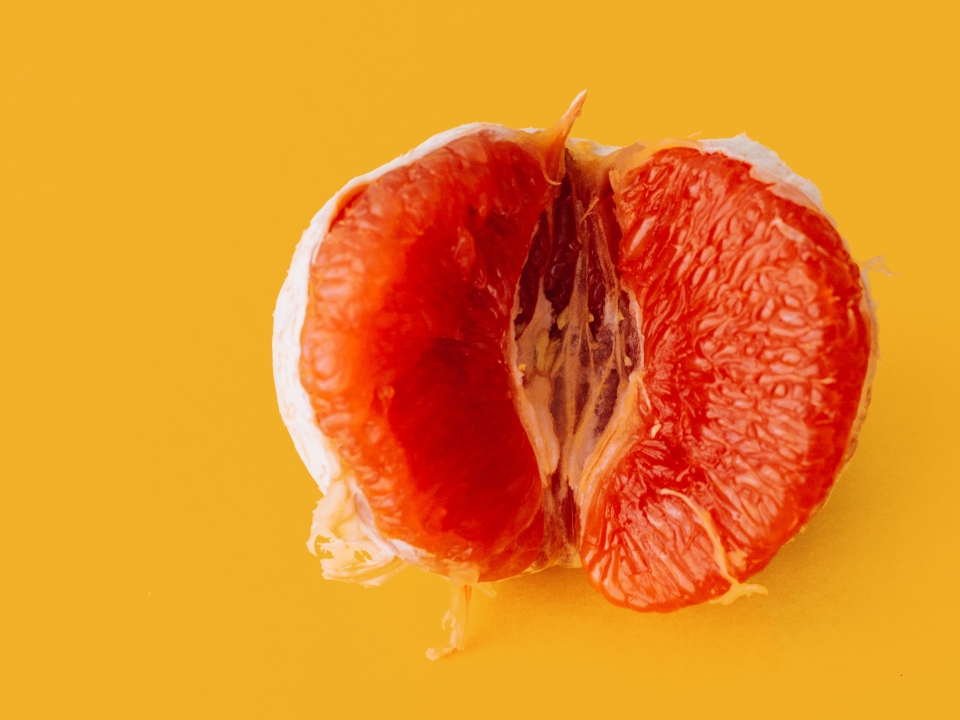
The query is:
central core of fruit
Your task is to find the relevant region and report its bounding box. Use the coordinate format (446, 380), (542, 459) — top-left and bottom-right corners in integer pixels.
(509, 146), (643, 571)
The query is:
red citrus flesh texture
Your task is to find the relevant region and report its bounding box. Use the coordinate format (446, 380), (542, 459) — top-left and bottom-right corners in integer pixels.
(299, 132), (559, 581)
(297, 123), (872, 604)
(580, 148), (871, 610)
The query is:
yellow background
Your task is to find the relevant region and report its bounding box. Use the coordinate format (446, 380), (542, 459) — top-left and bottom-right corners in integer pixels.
(3, 1), (958, 717)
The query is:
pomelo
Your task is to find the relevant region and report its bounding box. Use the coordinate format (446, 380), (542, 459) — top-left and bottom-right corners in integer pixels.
(273, 93), (876, 655)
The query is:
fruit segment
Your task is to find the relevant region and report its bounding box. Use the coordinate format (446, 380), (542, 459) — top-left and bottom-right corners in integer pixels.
(579, 147), (873, 610)
(298, 123), (580, 581)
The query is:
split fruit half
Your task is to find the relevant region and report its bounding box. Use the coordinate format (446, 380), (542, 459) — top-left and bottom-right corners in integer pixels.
(273, 93), (877, 655)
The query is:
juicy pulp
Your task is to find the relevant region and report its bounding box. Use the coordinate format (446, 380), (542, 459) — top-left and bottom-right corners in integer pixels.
(277, 109), (875, 610)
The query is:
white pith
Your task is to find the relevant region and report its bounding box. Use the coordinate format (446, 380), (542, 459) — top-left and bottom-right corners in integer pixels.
(700, 135), (830, 219)
(273, 125), (874, 588)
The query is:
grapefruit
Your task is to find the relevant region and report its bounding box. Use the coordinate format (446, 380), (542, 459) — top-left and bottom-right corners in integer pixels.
(273, 93), (876, 651)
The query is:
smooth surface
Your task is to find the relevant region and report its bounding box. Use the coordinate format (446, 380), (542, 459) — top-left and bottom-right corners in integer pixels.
(2, 1), (957, 717)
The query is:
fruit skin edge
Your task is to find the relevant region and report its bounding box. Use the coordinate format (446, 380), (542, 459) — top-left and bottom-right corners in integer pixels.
(272, 120), (879, 609)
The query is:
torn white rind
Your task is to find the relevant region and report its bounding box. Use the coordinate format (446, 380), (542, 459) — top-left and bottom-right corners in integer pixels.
(424, 583), (473, 660)
(307, 469), (405, 587)
(700, 134), (832, 223)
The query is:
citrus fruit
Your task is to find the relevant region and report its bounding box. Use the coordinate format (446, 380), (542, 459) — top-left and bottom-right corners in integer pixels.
(273, 93), (876, 650)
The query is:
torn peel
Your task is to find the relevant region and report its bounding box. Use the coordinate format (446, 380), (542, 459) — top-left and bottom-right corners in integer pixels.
(306, 467), (405, 587)
(425, 582), (473, 660)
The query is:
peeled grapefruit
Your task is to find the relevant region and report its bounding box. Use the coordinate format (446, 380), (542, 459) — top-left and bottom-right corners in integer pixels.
(273, 93), (876, 655)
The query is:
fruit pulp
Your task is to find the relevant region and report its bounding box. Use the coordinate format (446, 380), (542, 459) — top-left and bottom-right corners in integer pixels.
(299, 131), (561, 580)
(295, 118), (873, 607)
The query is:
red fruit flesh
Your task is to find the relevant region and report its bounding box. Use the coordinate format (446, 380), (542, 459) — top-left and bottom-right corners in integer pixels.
(580, 147), (872, 610)
(293, 115), (873, 607)
(298, 132), (558, 580)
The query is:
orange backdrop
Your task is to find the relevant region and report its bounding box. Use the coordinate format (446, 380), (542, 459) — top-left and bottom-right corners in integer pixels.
(2, 1), (957, 717)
